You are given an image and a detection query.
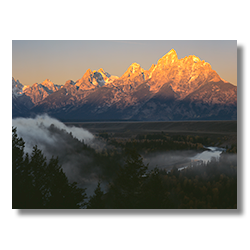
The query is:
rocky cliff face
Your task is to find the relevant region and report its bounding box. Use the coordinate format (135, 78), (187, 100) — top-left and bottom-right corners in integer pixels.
(12, 49), (237, 121)
(22, 79), (61, 104)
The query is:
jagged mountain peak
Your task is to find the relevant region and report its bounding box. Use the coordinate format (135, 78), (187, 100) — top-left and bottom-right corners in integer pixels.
(62, 79), (78, 94)
(43, 78), (52, 83)
(12, 77), (22, 88)
(76, 69), (94, 86)
(97, 68), (106, 74)
(75, 68), (112, 89)
(81, 69), (93, 80)
(40, 78), (54, 87)
(121, 62), (145, 79)
(63, 80), (76, 90)
(148, 50), (228, 96)
(157, 49), (179, 66)
(97, 68), (111, 79)
(166, 48), (178, 57)
(77, 69), (93, 82)
(98, 68), (105, 72)
(13, 49), (237, 121)
(20, 79), (60, 104)
(39, 79), (61, 92)
(190, 55), (201, 63)
(180, 54), (207, 66)
(12, 78), (24, 96)
(128, 62), (142, 71)
(86, 68), (93, 74)
(65, 80), (75, 85)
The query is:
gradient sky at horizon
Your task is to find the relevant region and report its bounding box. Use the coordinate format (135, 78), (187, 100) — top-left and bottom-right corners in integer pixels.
(12, 40), (237, 86)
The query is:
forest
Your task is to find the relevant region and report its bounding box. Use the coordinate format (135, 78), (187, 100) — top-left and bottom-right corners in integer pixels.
(12, 124), (237, 209)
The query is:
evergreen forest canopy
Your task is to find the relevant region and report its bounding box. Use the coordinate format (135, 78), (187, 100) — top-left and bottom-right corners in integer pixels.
(12, 126), (237, 209)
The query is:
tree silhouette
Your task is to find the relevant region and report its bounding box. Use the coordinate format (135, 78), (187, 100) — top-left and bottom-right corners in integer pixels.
(139, 168), (168, 209)
(27, 145), (47, 208)
(12, 127), (33, 208)
(107, 147), (148, 208)
(12, 127), (87, 209)
(87, 181), (105, 209)
(43, 156), (87, 209)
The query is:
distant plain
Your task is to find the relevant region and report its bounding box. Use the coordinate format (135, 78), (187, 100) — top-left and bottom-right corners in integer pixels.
(65, 120), (237, 146)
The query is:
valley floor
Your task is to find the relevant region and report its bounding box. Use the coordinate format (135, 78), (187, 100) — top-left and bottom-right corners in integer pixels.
(64, 120), (237, 147)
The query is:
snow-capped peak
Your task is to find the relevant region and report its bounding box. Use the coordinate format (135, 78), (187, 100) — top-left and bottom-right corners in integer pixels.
(12, 77), (24, 97)
(97, 68), (118, 84)
(76, 68), (117, 89)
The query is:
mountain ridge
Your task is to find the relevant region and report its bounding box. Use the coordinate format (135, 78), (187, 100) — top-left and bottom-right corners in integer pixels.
(12, 49), (237, 121)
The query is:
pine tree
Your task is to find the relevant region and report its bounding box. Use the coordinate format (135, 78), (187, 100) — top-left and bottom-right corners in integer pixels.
(12, 127), (32, 208)
(107, 148), (148, 208)
(12, 127), (87, 209)
(27, 145), (47, 208)
(139, 168), (168, 209)
(87, 181), (105, 209)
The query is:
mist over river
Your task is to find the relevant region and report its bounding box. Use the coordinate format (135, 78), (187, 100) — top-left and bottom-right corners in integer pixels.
(192, 146), (226, 162)
(143, 146), (227, 172)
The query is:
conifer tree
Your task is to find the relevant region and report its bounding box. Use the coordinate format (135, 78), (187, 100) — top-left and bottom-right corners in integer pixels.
(139, 168), (168, 209)
(12, 127), (87, 209)
(107, 147), (148, 208)
(12, 127), (32, 208)
(27, 145), (47, 208)
(87, 181), (105, 209)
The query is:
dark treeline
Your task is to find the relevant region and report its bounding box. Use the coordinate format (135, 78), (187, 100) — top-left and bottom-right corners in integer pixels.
(99, 132), (234, 154)
(12, 127), (86, 209)
(12, 127), (237, 209)
(88, 151), (237, 209)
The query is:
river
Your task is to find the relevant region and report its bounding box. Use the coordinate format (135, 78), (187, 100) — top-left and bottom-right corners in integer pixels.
(178, 146), (226, 171)
(143, 146), (226, 172)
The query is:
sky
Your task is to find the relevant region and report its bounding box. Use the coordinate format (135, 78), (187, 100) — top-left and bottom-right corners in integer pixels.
(12, 40), (237, 86)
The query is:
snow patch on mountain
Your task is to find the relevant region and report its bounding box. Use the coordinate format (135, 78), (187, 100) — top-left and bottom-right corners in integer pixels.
(12, 78), (25, 97)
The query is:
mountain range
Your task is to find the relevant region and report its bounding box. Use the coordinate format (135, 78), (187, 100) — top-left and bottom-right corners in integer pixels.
(12, 49), (237, 121)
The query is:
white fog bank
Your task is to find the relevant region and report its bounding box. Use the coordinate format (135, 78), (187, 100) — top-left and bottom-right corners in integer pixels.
(12, 114), (94, 154)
